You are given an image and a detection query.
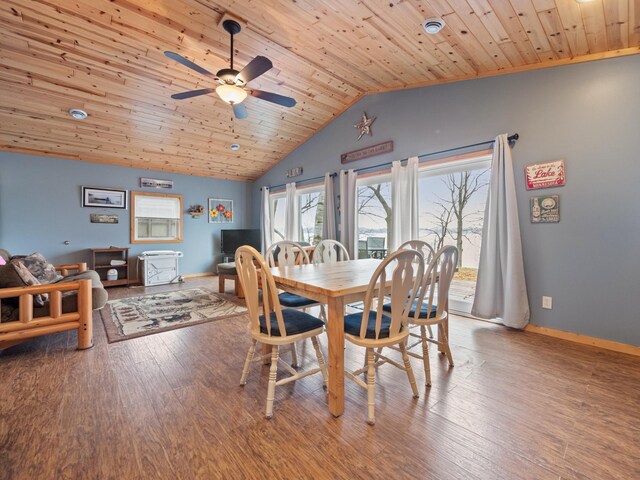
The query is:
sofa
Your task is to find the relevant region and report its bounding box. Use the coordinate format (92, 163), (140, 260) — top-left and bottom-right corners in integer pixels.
(0, 249), (108, 350)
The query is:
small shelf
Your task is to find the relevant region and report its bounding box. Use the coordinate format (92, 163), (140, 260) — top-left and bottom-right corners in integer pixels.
(91, 247), (130, 287)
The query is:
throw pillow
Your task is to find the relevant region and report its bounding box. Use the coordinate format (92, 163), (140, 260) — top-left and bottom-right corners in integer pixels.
(7, 260), (48, 307)
(11, 252), (61, 283)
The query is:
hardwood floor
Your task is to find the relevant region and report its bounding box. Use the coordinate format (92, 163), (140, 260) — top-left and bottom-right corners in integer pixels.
(1, 278), (638, 479)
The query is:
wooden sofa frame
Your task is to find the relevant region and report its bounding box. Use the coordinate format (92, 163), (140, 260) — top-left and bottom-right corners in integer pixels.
(0, 263), (93, 351)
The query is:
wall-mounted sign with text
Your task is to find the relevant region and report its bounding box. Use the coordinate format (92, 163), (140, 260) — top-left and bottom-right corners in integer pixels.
(525, 159), (565, 190)
(341, 140), (394, 164)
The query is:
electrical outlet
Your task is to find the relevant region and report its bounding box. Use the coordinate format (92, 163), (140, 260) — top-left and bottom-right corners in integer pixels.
(542, 296), (553, 309)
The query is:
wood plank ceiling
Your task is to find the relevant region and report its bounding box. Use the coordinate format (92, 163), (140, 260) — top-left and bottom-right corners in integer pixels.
(0, 0), (638, 182)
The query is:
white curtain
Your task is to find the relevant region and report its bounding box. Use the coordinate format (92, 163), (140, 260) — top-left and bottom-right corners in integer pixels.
(472, 134), (530, 328)
(285, 182), (299, 241)
(390, 156), (419, 251)
(322, 173), (337, 240)
(339, 169), (358, 259)
(260, 186), (273, 254)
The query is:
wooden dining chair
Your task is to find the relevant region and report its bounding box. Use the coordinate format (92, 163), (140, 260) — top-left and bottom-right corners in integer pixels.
(381, 245), (458, 386)
(397, 240), (435, 337)
(343, 249), (424, 425)
(265, 241), (319, 366)
(236, 246), (328, 419)
(265, 241), (318, 310)
(312, 239), (350, 265)
(312, 240), (350, 322)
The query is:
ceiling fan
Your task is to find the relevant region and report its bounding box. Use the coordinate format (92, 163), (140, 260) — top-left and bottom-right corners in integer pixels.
(164, 19), (296, 120)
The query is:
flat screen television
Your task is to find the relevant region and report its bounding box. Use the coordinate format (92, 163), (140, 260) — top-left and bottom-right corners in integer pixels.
(221, 229), (261, 254)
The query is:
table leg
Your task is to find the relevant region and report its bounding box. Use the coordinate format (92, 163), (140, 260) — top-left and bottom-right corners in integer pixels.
(327, 296), (345, 417)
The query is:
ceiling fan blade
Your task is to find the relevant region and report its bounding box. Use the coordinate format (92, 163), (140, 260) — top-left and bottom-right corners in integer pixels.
(171, 88), (215, 100)
(249, 89), (296, 108)
(236, 56), (273, 84)
(164, 51), (217, 79)
(232, 103), (248, 120)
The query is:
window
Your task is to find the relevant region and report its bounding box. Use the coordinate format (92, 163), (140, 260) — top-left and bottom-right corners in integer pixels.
(270, 193), (286, 241)
(131, 192), (183, 243)
(356, 174), (391, 259)
(417, 154), (491, 313)
(298, 186), (325, 245)
(269, 185), (325, 244)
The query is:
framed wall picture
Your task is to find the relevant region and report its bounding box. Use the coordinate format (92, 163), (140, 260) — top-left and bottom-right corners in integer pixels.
(208, 198), (233, 224)
(531, 195), (559, 223)
(82, 186), (128, 209)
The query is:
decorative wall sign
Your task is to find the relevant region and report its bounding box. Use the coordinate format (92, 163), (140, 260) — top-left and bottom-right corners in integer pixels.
(286, 167), (303, 178)
(90, 213), (119, 224)
(209, 198), (233, 224)
(82, 186), (128, 209)
(341, 140), (394, 164)
(140, 177), (174, 189)
(530, 195), (559, 223)
(525, 160), (565, 190)
(354, 112), (376, 141)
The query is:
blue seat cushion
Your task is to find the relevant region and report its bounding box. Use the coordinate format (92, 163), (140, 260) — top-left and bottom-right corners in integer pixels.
(259, 309), (324, 336)
(382, 299), (438, 319)
(278, 291), (317, 307)
(344, 311), (393, 339)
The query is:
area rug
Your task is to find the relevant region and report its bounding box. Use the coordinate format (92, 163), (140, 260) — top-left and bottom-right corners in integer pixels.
(100, 287), (247, 343)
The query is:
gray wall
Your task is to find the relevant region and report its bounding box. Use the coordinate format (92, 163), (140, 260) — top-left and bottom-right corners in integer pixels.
(0, 153), (250, 277)
(251, 55), (640, 346)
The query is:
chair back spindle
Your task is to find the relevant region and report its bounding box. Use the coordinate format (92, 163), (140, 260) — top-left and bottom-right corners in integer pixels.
(313, 240), (350, 265)
(359, 249), (424, 340)
(414, 245), (458, 322)
(235, 246), (289, 338)
(265, 241), (310, 268)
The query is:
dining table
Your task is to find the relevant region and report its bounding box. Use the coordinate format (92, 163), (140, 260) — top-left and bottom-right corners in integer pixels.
(270, 258), (450, 417)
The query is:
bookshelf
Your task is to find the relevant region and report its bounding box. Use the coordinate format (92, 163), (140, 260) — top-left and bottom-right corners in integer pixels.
(91, 247), (130, 287)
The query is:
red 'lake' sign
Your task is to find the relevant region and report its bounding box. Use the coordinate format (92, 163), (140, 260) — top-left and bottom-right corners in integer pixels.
(525, 160), (565, 190)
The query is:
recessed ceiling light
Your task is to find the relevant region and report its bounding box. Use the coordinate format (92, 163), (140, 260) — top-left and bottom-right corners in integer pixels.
(574, 0), (593, 3)
(422, 17), (445, 35)
(68, 108), (88, 120)
(230, 143), (240, 151)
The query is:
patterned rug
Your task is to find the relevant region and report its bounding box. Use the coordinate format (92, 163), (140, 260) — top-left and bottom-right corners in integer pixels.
(100, 287), (247, 343)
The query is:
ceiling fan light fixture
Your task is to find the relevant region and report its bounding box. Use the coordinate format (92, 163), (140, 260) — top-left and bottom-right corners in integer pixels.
(216, 84), (248, 105)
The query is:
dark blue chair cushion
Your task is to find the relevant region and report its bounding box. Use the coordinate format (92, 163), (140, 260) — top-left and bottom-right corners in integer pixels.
(259, 309), (324, 336)
(278, 292), (316, 307)
(344, 311), (393, 339)
(382, 299), (438, 319)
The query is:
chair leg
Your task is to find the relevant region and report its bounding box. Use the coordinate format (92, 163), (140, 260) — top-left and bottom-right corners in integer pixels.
(265, 346), (280, 419)
(366, 348), (376, 425)
(240, 339), (257, 385)
(311, 336), (328, 389)
(290, 342), (298, 368)
(319, 304), (327, 323)
(440, 327), (454, 367)
(421, 325), (432, 387)
(427, 325), (434, 338)
(400, 341), (419, 399)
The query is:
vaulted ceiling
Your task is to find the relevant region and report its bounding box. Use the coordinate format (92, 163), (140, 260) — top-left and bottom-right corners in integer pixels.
(1, 0), (638, 182)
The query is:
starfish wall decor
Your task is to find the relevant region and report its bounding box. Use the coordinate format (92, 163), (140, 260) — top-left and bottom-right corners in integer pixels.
(354, 112), (376, 141)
